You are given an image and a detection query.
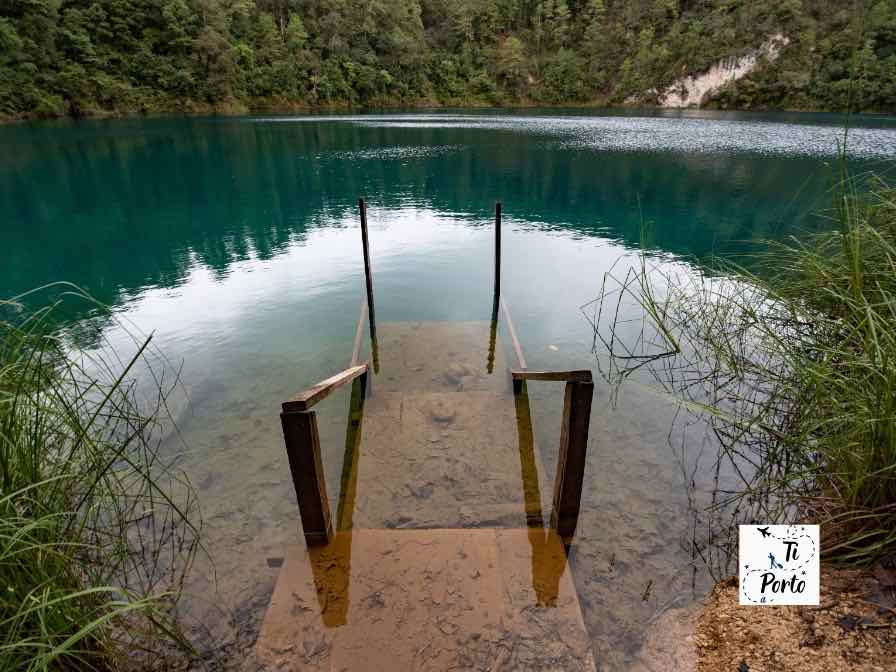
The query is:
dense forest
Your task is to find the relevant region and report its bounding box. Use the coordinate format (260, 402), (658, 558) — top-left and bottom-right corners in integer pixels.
(1, 0), (894, 120)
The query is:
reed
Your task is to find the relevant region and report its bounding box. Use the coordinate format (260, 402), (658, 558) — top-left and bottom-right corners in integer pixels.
(0, 284), (200, 670)
(588, 177), (896, 565)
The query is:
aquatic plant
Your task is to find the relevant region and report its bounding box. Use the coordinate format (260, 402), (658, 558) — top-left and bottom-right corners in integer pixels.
(0, 284), (200, 670)
(588, 177), (896, 565)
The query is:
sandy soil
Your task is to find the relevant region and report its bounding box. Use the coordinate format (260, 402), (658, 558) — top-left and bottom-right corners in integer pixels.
(695, 566), (896, 672)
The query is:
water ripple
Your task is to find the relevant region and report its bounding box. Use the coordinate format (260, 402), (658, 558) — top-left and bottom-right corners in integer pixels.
(257, 113), (896, 159)
(316, 144), (461, 161)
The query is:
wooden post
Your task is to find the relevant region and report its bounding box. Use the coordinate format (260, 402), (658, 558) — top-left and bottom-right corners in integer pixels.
(487, 312), (497, 374)
(513, 380), (544, 527)
(359, 198), (376, 332)
(336, 375), (366, 531)
(551, 380), (594, 538)
(494, 201), (502, 306)
(359, 367), (368, 402)
(280, 410), (333, 546)
(370, 326), (380, 377)
(359, 198), (378, 376)
(491, 203), (502, 378)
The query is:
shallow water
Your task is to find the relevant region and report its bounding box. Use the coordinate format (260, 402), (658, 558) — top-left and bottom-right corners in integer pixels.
(3, 109), (896, 668)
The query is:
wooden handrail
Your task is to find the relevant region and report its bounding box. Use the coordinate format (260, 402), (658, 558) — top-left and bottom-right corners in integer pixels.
(350, 299), (368, 367)
(281, 202), (378, 548)
(500, 297), (527, 370)
(511, 369), (592, 383)
(280, 363), (370, 547)
(282, 363), (369, 413)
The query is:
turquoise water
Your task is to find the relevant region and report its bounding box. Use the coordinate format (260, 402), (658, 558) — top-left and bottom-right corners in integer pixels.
(3, 110), (896, 667)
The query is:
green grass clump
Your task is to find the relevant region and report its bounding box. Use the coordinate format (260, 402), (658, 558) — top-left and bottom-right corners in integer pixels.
(590, 179), (896, 565)
(0, 286), (199, 670)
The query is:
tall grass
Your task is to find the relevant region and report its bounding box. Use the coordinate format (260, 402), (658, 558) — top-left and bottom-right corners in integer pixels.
(588, 178), (896, 565)
(0, 285), (200, 670)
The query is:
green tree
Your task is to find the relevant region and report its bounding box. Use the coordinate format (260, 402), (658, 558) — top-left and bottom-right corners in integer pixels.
(582, 0), (607, 89)
(1, 0), (895, 119)
(494, 35), (527, 94)
(537, 48), (586, 102)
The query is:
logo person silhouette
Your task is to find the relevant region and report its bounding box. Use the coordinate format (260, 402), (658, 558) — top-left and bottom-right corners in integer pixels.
(768, 552), (784, 569)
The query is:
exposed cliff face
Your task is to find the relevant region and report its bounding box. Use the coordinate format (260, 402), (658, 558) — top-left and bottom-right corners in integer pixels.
(659, 34), (790, 108)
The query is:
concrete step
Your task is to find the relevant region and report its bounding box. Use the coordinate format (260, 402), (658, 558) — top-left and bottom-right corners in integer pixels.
(372, 321), (509, 394)
(256, 528), (595, 671)
(345, 390), (549, 531)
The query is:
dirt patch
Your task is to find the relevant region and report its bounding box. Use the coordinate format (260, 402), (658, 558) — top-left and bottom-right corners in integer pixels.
(696, 567), (896, 672)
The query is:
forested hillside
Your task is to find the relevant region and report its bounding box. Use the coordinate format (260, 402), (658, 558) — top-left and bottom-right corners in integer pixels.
(1, 0), (894, 120)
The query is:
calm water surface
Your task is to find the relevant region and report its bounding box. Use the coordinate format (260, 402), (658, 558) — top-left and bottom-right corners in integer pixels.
(3, 109), (896, 668)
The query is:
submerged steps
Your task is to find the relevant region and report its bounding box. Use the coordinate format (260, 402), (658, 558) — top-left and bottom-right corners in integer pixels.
(373, 321), (509, 393)
(255, 529), (596, 671)
(260, 321), (594, 669)
(348, 321), (549, 530)
(349, 390), (549, 530)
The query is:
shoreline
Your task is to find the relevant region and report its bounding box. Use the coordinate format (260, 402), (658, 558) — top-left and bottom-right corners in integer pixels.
(3, 98), (887, 126)
(633, 564), (896, 671)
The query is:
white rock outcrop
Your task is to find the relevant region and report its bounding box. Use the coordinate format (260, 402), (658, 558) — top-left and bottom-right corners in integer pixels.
(659, 34), (790, 108)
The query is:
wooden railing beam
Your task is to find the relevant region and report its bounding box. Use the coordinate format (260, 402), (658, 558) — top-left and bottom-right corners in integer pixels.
(282, 363), (368, 413)
(501, 298), (527, 371)
(511, 369), (592, 383)
(350, 299), (368, 368)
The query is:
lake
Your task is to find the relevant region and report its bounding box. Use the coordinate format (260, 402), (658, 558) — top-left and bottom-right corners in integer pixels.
(3, 109), (896, 668)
